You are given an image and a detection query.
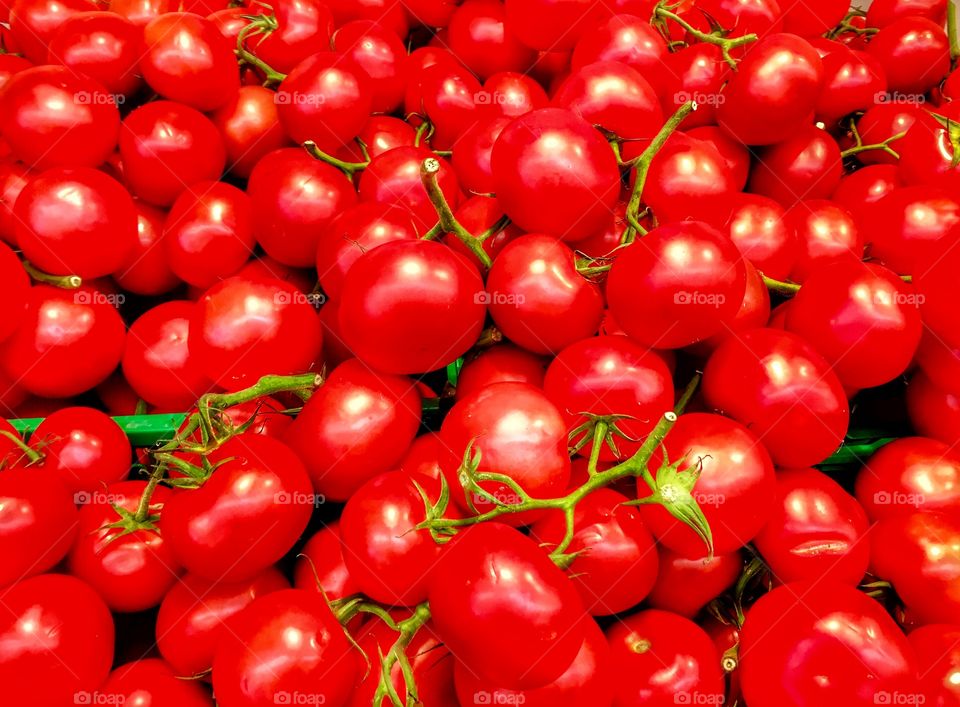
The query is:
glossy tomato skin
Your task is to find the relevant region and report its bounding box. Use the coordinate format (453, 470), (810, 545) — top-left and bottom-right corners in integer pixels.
(28, 406), (131, 494)
(702, 328), (849, 467)
(163, 436), (314, 582)
(284, 358), (421, 501)
(156, 568), (289, 676)
(786, 260), (922, 388)
(46, 10), (143, 96)
(333, 20), (406, 113)
(141, 12), (239, 111)
(787, 199), (863, 282)
(0, 574), (114, 707)
(212, 589), (357, 707)
(1, 65), (119, 170)
(916, 332), (960, 395)
(723, 193), (795, 280)
(908, 624), (960, 706)
(248, 147), (358, 268)
(530, 488), (659, 616)
(119, 101), (226, 207)
(211, 86), (290, 179)
(740, 581), (923, 707)
(0, 284), (126, 398)
(607, 221), (746, 350)
(606, 609), (725, 707)
(543, 335), (673, 462)
(868, 17), (950, 94)
(448, 0), (534, 78)
(491, 107), (620, 240)
(0, 241), (28, 341)
(855, 103), (921, 167)
(646, 549), (742, 617)
(485, 234), (604, 355)
(571, 14), (668, 90)
(908, 373), (960, 445)
(439, 381), (570, 522)
(856, 437), (960, 521)
(100, 659), (212, 705)
(872, 511), (960, 624)
(429, 522), (588, 690)
(0, 161), (31, 246)
(898, 105), (960, 193)
(754, 468), (870, 586)
(251, 0), (334, 74)
(815, 47), (887, 125)
(456, 343), (546, 400)
(0, 467), (78, 586)
(293, 521), (360, 599)
(338, 240), (486, 374)
(915, 227), (960, 349)
(717, 33), (823, 145)
(642, 412), (776, 557)
(192, 273), (322, 391)
(113, 201), (181, 295)
(748, 124), (842, 208)
(453, 619), (613, 707)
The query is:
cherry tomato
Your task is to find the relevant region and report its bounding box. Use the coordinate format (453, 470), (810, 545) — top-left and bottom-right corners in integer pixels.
(447, 195), (522, 268)
(0, 241), (29, 341)
(8, 0), (96, 63)
(723, 192), (795, 280)
(333, 20), (406, 114)
(326, 0), (407, 37)
(491, 107), (620, 240)
(141, 12), (239, 111)
(100, 659), (212, 705)
(338, 240), (485, 374)
(46, 10), (142, 97)
(448, 0), (535, 78)
(429, 522), (588, 690)
(815, 48), (887, 125)
(703, 328), (849, 467)
(505, 0), (637, 51)
(456, 344), (546, 400)
(854, 102), (921, 167)
(0, 160), (31, 246)
(293, 521), (360, 599)
(192, 273), (322, 390)
(250, 0), (334, 74)
(338, 115), (415, 163)
(786, 199), (863, 282)
(163, 435), (314, 582)
(606, 609), (725, 706)
(109, 0), (172, 25)
(284, 358), (421, 501)
(571, 14), (668, 92)
(740, 581), (923, 707)
(607, 221), (747, 349)
(748, 124), (842, 208)
(898, 104), (960, 192)
(211, 589), (357, 707)
(211, 86), (290, 179)
(646, 549), (742, 617)
(113, 201), (181, 295)
(868, 17), (950, 94)
(0, 574), (114, 707)
(908, 624), (960, 706)
(156, 568), (289, 676)
(915, 227), (960, 349)
(662, 44), (726, 128)
(916, 331), (960, 395)
(1, 65), (119, 170)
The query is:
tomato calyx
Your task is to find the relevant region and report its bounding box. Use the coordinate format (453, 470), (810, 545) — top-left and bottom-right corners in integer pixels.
(651, 1), (760, 68)
(843, 116), (907, 161)
(420, 158), (494, 269)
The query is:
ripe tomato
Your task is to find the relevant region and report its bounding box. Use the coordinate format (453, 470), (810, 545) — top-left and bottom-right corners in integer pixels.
(748, 125), (842, 208)
(0, 161), (31, 246)
(867, 17), (950, 94)
(113, 201), (181, 295)
(456, 344), (546, 400)
(293, 521), (360, 599)
(908, 624), (960, 706)
(530, 488), (659, 615)
(100, 659), (212, 705)
(571, 14), (667, 90)
(211, 86), (290, 179)
(753, 467), (870, 585)
(0, 467), (78, 586)
(703, 328), (849, 467)
(284, 358), (421, 500)
(156, 568), (289, 676)
(211, 589), (357, 707)
(915, 227), (960, 349)
(606, 609), (725, 706)
(491, 107), (620, 240)
(855, 103), (922, 167)
(786, 199), (862, 282)
(119, 101), (226, 207)
(780, 0), (847, 35)
(916, 331), (960, 395)
(440, 381), (570, 522)
(543, 335), (673, 461)
(338, 240), (485, 374)
(8, 0), (96, 63)
(249, 0), (333, 74)
(0, 241), (28, 341)
(661, 44), (725, 128)
(1, 285), (125, 398)
(334, 20), (407, 113)
(46, 11), (142, 96)
(898, 104), (960, 192)
(723, 193), (795, 280)
(192, 273), (322, 390)
(740, 581), (923, 707)
(646, 549), (742, 617)
(0, 574), (114, 707)
(141, 12), (239, 111)
(429, 522), (588, 690)
(163, 435), (314, 582)
(448, 0), (534, 78)
(1, 65), (119, 170)
(607, 221), (746, 349)
(815, 48), (887, 125)
(908, 372), (960, 445)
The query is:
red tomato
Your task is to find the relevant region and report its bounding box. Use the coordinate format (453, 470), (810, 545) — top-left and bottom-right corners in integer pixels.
(333, 20), (407, 113)
(46, 11), (142, 96)
(646, 549), (742, 617)
(868, 17), (950, 94)
(908, 372), (960, 445)
(661, 44), (726, 128)
(192, 273), (322, 390)
(915, 227), (960, 348)
(211, 589), (357, 707)
(908, 624), (960, 706)
(723, 192), (795, 280)
(0, 241), (28, 342)
(284, 358), (421, 501)
(338, 240), (486, 374)
(211, 86), (290, 179)
(754, 467), (870, 585)
(429, 522), (588, 690)
(439, 381), (570, 522)
(748, 125), (842, 208)
(448, 0), (535, 78)
(916, 331), (960, 395)
(0, 160), (31, 246)
(456, 344), (546, 400)
(815, 48), (887, 125)
(141, 12), (239, 111)
(156, 568), (289, 676)
(100, 659), (212, 705)
(607, 221), (747, 349)
(491, 107), (620, 240)
(109, 0), (172, 25)
(113, 201), (181, 295)
(855, 102), (922, 167)
(606, 609), (725, 706)
(8, 0), (96, 63)
(163, 435), (314, 582)
(740, 581), (923, 707)
(530, 488), (659, 615)
(786, 199), (863, 282)
(0, 574), (114, 707)
(571, 14), (668, 92)
(293, 521), (360, 599)
(0, 65), (119, 170)
(249, 0), (333, 74)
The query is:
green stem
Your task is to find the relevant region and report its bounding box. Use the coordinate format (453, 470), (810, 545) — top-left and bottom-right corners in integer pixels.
(419, 158), (493, 269)
(840, 130), (906, 160)
(303, 140), (368, 177)
(373, 602), (432, 707)
(950, 0), (959, 67)
(653, 6), (758, 68)
(762, 274), (801, 296)
(586, 420), (607, 477)
(22, 261), (82, 289)
(133, 464), (165, 523)
(235, 20), (287, 86)
(0, 429), (42, 464)
(622, 101), (696, 244)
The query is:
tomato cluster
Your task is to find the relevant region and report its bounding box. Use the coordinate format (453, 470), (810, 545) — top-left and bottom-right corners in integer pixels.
(1, 0), (959, 705)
